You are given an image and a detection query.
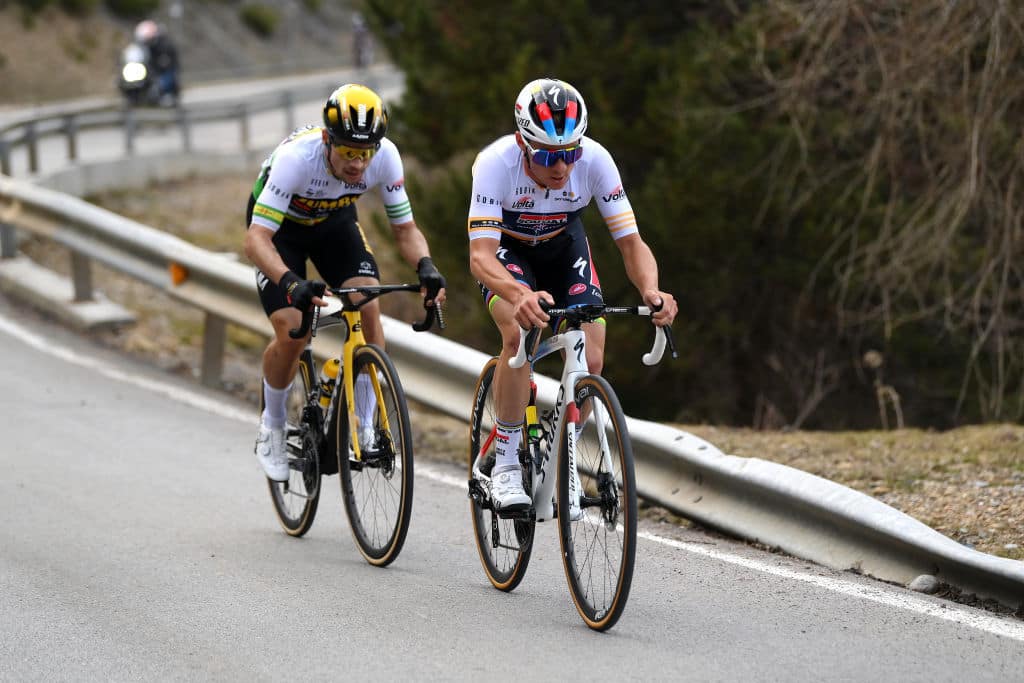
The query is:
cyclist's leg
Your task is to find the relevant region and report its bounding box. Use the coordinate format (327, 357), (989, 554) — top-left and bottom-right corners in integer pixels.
(481, 244), (538, 509)
(249, 209), (312, 480)
(310, 216), (382, 348)
(543, 222), (606, 375)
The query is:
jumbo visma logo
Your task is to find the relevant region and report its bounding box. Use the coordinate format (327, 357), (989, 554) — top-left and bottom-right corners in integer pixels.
(292, 195), (358, 214)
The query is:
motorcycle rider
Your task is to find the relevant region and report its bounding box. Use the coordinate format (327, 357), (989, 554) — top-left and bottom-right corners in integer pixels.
(133, 20), (180, 102)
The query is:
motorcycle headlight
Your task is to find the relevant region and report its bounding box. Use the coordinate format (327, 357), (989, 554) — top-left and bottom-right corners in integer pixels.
(122, 62), (147, 83)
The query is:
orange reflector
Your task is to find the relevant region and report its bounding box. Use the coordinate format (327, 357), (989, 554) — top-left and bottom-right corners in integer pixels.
(169, 262), (189, 285)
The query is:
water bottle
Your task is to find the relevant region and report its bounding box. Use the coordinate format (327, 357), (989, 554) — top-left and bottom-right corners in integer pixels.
(318, 358), (341, 410)
(525, 380), (541, 444)
(525, 405), (540, 442)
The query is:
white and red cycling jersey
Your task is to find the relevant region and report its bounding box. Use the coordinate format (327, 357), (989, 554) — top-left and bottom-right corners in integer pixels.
(250, 126), (413, 231)
(467, 134), (637, 245)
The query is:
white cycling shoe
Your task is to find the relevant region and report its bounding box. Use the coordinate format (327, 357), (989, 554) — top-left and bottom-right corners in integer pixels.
(255, 423), (289, 482)
(491, 466), (531, 511)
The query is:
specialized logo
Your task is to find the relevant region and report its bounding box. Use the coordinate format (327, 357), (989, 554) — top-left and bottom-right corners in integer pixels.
(255, 269), (269, 291)
(547, 85), (563, 106)
(601, 185), (626, 202)
(573, 257), (587, 279)
(568, 283), (587, 296)
(496, 247), (509, 261)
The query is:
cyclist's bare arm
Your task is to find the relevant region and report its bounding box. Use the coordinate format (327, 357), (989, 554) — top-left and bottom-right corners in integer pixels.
(615, 233), (677, 326)
(469, 237), (551, 329)
(244, 223), (291, 285)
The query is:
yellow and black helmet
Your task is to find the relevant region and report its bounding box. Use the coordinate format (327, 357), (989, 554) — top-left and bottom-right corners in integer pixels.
(323, 83), (388, 146)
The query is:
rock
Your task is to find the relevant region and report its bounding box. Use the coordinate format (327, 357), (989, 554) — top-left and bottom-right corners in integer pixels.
(908, 574), (940, 594)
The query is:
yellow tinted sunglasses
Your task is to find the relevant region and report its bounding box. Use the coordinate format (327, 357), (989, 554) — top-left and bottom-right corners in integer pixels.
(331, 141), (379, 161)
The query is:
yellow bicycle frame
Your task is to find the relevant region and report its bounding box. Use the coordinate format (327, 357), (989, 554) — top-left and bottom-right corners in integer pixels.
(339, 309), (393, 461)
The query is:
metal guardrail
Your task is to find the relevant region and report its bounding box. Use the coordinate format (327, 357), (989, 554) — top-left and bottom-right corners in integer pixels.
(0, 65), (399, 177)
(1, 79), (1022, 612)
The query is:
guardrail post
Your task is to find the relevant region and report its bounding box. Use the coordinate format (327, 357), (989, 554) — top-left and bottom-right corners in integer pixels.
(64, 114), (78, 162)
(70, 252), (94, 301)
(200, 313), (227, 387)
(239, 103), (250, 150)
(26, 121), (39, 174)
(0, 137), (10, 176)
(123, 107), (136, 156)
(0, 223), (16, 259)
(283, 91), (295, 134)
(177, 106), (192, 152)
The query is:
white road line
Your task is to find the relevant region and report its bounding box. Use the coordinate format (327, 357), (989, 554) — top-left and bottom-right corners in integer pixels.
(0, 313), (258, 425)
(4, 311), (1023, 643)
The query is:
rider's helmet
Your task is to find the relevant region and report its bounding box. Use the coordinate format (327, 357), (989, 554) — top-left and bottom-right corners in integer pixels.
(322, 84), (388, 146)
(134, 20), (159, 43)
(514, 78), (588, 146)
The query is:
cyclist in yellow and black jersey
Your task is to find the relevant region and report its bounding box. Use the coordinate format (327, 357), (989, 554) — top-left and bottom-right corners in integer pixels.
(244, 83), (446, 482)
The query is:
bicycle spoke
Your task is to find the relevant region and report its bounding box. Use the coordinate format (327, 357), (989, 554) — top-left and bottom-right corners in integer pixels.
(558, 375), (636, 631)
(339, 346), (413, 567)
(469, 358), (534, 592)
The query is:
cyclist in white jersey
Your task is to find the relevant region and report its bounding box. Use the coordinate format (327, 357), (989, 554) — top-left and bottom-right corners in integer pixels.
(244, 83), (446, 482)
(468, 78), (677, 511)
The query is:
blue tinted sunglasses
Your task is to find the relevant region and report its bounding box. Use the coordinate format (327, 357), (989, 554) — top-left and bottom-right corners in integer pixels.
(523, 140), (583, 167)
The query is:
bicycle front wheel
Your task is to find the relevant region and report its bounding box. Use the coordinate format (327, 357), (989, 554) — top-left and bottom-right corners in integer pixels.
(266, 353), (321, 537)
(557, 374), (637, 631)
(468, 357), (534, 592)
(336, 344), (413, 566)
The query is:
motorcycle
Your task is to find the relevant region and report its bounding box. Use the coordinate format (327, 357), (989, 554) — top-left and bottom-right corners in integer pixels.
(117, 42), (178, 107)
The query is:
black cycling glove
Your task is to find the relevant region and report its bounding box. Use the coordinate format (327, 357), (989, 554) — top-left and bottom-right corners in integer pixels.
(278, 271), (326, 311)
(416, 256), (446, 300)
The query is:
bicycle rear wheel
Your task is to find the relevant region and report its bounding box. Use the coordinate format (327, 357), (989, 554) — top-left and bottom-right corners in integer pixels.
(337, 344), (413, 566)
(468, 357), (534, 592)
(557, 374), (637, 631)
(266, 353), (321, 537)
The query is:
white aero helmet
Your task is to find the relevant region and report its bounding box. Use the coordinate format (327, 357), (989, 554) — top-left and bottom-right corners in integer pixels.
(514, 78), (588, 146)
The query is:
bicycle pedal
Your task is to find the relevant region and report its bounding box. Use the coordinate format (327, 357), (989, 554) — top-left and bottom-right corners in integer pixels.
(495, 504), (534, 521)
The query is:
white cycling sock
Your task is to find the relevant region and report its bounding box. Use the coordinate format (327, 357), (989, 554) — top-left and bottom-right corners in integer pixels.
(494, 419), (523, 472)
(261, 379), (292, 429)
(355, 372), (377, 431)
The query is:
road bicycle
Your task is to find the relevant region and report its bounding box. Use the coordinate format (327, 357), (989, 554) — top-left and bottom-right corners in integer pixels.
(467, 303), (674, 631)
(264, 283), (442, 567)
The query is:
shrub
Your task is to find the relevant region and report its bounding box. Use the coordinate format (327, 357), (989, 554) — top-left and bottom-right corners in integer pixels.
(240, 3), (279, 38)
(104, 0), (159, 19)
(60, 0), (99, 15)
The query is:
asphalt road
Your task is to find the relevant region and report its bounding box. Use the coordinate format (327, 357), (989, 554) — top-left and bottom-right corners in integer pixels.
(2, 67), (1024, 681)
(1, 298), (1023, 681)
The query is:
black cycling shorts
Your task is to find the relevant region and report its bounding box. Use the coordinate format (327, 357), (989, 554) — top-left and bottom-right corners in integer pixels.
(246, 195), (380, 316)
(479, 218), (604, 327)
